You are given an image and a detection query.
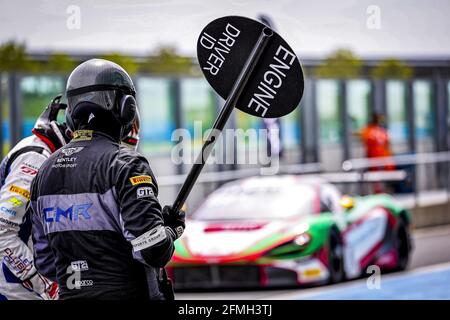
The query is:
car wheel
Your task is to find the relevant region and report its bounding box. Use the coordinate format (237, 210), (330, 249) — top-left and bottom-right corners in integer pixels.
(394, 218), (411, 271)
(328, 228), (345, 284)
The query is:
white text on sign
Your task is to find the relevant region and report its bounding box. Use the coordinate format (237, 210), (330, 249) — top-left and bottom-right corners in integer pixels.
(247, 45), (296, 117)
(200, 24), (241, 76)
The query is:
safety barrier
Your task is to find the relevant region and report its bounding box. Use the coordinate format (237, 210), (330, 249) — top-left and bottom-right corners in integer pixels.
(342, 151), (450, 227)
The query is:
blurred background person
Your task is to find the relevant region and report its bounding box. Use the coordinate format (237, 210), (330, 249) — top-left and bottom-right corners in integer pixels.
(358, 113), (393, 161)
(354, 112), (395, 192)
(0, 96), (68, 300)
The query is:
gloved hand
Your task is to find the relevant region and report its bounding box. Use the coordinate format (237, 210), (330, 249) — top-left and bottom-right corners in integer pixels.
(162, 205), (186, 239)
(23, 273), (59, 300)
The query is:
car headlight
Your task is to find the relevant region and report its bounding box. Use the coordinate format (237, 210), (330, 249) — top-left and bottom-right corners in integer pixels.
(264, 233), (311, 258)
(294, 233), (311, 246)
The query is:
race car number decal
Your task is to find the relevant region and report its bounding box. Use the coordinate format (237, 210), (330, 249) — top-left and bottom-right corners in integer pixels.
(8, 185), (30, 200)
(129, 175), (152, 186)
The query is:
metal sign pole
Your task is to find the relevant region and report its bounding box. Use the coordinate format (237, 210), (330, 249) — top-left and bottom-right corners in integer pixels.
(172, 27), (273, 211)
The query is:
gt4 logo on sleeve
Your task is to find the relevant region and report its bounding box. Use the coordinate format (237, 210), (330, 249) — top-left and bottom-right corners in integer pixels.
(71, 260), (89, 272)
(129, 175), (152, 186)
(8, 185), (30, 200)
(137, 187), (154, 199)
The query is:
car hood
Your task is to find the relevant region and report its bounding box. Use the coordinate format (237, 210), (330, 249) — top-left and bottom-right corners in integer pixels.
(172, 218), (309, 264)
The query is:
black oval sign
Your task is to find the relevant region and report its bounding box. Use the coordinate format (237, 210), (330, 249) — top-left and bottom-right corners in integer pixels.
(197, 16), (304, 118)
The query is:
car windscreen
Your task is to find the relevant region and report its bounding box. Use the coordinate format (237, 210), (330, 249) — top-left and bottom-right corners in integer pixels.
(192, 183), (316, 220)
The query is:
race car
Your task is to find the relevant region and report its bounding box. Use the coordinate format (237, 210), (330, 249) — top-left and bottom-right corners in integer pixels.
(167, 175), (413, 289)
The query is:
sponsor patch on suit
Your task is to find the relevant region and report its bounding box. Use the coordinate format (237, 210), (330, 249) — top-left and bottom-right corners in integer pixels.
(72, 130), (93, 141)
(137, 187), (154, 199)
(8, 185), (30, 200)
(129, 175), (152, 186)
(131, 225), (166, 251)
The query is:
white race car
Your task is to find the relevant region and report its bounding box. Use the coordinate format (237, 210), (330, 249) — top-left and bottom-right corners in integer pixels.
(168, 176), (412, 289)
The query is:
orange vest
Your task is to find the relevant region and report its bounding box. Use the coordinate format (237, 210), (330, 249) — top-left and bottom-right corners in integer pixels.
(361, 125), (392, 158)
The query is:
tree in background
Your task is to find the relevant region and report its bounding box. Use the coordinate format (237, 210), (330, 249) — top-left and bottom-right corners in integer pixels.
(0, 41), (37, 72)
(141, 46), (197, 75)
(46, 53), (77, 73)
(315, 49), (363, 78)
(0, 42), (198, 76)
(371, 58), (413, 79)
(100, 53), (139, 75)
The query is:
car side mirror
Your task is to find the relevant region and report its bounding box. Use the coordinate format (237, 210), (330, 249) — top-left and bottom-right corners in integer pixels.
(339, 195), (355, 211)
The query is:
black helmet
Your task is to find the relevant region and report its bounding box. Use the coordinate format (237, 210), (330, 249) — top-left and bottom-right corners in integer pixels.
(65, 58), (137, 139)
(32, 94), (71, 152)
(121, 108), (141, 150)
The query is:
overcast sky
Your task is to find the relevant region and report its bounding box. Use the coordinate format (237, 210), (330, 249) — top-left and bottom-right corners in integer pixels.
(0, 0), (449, 58)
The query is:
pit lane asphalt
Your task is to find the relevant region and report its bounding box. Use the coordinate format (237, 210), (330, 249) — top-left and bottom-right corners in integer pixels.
(175, 224), (450, 300)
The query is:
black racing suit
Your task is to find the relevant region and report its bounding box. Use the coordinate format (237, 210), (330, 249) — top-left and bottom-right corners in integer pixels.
(30, 131), (176, 299)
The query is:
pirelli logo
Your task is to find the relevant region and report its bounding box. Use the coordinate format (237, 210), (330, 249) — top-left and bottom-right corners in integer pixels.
(129, 175), (152, 186)
(8, 185), (30, 200)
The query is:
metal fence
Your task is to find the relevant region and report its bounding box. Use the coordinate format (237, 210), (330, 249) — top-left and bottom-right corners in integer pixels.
(157, 151), (450, 213)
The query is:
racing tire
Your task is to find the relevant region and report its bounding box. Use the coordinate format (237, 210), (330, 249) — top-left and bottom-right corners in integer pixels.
(327, 228), (345, 284)
(394, 218), (411, 271)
